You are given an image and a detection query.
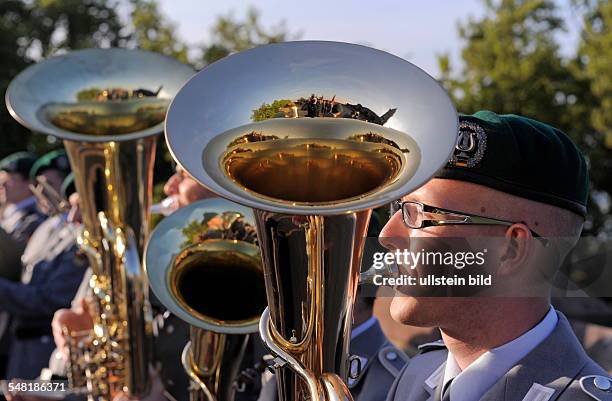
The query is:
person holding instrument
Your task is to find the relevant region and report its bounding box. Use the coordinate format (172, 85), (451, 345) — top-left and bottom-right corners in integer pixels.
(0, 151), (87, 380)
(381, 112), (611, 401)
(46, 167), (221, 401)
(0, 151), (45, 379)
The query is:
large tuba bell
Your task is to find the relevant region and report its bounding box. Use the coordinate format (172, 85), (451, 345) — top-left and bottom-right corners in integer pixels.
(165, 41), (458, 401)
(6, 48), (194, 401)
(145, 197), (267, 401)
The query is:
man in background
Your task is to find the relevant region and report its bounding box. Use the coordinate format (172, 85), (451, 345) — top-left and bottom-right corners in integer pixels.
(0, 151), (86, 379)
(0, 152), (45, 379)
(43, 165), (217, 401)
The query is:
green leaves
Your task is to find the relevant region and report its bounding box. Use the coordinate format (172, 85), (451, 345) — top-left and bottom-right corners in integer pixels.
(439, 0), (611, 236)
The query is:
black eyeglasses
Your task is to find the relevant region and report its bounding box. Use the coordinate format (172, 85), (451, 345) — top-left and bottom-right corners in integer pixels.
(390, 200), (548, 246)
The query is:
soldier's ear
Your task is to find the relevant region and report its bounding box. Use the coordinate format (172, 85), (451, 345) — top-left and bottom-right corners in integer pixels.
(497, 224), (532, 276)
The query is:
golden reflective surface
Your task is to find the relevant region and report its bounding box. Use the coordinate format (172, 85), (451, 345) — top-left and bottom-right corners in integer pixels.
(216, 118), (410, 207)
(224, 138), (402, 204)
(42, 98), (169, 135)
(170, 241), (266, 327)
(145, 198), (263, 334)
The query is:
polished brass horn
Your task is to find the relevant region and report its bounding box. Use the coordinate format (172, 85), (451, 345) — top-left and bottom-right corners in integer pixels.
(6, 48), (194, 401)
(144, 198), (267, 401)
(165, 41), (458, 401)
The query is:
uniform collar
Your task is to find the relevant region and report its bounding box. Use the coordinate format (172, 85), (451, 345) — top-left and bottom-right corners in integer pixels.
(479, 311), (590, 401)
(442, 306), (558, 401)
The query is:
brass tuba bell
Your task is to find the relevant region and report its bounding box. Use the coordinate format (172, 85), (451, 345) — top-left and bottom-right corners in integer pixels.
(145, 197), (267, 401)
(164, 41), (458, 401)
(6, 48), (194, 401)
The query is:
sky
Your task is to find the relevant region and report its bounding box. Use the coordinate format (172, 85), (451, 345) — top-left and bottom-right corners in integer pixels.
(156, 0), (584, 77)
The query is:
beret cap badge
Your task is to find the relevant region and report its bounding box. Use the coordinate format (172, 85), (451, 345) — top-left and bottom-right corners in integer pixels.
(448, 121), (487, 168)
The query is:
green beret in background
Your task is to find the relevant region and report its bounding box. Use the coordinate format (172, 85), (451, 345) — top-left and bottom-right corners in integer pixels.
(29, 149), (71, 180)
(0, 152), (38, 179)
(61, 172), (76, 198)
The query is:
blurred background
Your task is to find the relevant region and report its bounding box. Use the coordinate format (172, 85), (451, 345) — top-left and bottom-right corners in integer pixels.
(1, 0), (610, 355)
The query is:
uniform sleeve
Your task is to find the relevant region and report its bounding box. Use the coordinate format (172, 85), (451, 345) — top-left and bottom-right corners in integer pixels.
(0, 250), (87, 318)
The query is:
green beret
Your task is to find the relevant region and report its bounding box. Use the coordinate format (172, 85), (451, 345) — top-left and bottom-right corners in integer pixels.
(435, 111), (589, 217)
(61, 172), (76, 198)
(0, 152), (37, 179)
(29, 149), (71, 180)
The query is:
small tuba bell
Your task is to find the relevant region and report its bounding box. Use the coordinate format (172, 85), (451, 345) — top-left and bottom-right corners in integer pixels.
(164, 41), (458, 401)
(145, 198), (267, 401)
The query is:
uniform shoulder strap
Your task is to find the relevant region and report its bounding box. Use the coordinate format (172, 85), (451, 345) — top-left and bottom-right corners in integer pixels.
(377, 345), (410, 377)
(579, 375), (612, 401)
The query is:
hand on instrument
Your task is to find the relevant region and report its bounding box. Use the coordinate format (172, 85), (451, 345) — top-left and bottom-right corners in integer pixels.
(51, 297), (94, 359)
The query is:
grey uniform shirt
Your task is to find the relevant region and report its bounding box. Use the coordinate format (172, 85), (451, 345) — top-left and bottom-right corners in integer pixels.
(385, 311), (611, 401)
(440, 307), (558, 401)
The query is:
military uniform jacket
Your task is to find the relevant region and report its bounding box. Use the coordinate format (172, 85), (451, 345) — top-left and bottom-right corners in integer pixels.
(257, 319), (409, 401)
(349, 319), (410, 401)
(0, 216), (87, 379)
(385, 312), (611, 401)
(0, 198), (45, 369)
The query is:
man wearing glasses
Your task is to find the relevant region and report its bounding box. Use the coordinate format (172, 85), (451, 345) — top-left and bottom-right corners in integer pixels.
(381, 112), (610, 401)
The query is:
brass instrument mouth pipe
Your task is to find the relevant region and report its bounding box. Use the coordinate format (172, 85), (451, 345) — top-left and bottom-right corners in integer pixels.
(29, 176), (70, 215)
(181, 342), (217, 401)
(259, 308), (324, 401)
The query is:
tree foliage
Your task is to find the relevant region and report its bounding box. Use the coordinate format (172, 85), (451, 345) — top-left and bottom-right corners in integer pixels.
(578, 0), (612, 140)
(200, 7), (298, 66)
(439, 0), (572, 128)
(127, 0), (189, 63)
(439, 0), (611, 236)
(28, 0), (123, 55)
(252, 99), (295, 122)
(0, 1), (33, 156)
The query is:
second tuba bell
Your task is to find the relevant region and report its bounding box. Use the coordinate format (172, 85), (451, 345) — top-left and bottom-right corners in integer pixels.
(145, 198), (267, 401)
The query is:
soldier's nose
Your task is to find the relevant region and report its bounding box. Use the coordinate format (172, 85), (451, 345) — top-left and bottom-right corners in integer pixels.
(379, 213), (410, 251)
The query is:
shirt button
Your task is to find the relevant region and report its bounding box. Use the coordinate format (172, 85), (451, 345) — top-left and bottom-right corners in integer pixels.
(386, 351), (398, 361)
(594, 376), (611, 391)
(166, 325), (174, 334)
